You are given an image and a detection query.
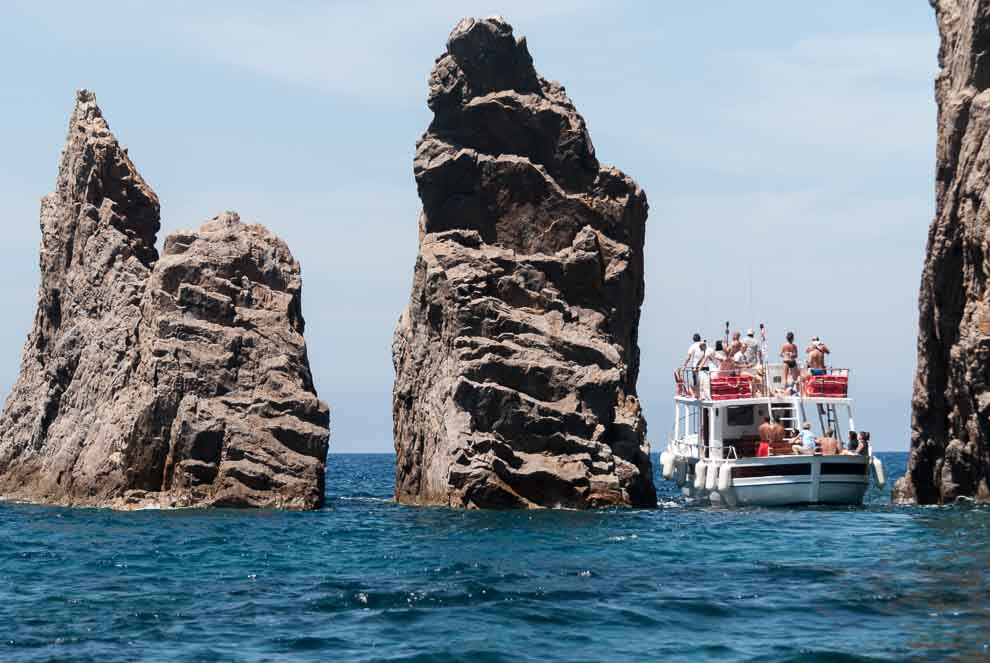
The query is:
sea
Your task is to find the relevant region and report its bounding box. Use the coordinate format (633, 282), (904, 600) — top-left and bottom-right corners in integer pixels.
(1, 452), (987, 662)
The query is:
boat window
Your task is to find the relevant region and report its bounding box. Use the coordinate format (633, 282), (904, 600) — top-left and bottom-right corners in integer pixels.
(726, 405), (754, 427)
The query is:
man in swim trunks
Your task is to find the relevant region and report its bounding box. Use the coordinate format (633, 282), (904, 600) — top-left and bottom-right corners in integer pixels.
(780, 331), (799, 385)
(806, 337), (830, 376)
(757, 416), (773, 457)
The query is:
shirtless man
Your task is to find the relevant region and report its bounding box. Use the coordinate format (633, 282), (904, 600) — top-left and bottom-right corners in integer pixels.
(768, 419), (786, 453)
(726, 331), (743, 360)
(757, 416), (774, 457)
(818, 427), (841, 455)
(806, 337), (830, 375)
(780, 331), (799, 385)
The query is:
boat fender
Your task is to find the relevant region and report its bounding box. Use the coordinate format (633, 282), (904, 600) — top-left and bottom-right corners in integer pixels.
(705, 461), (718, 491)
(871, 457), (886, 489)
(717, 462), (733, 492)
(694, 461), (707, 490)
(661, 451), (674, 480)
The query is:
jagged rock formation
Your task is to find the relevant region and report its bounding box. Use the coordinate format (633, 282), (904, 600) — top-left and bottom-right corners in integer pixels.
(392, 17), (655, 509)
(895, 0), (990, 503)
(0, 90), (329, 509)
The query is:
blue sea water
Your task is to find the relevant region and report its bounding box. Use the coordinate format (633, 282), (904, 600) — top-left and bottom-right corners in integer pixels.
(1, 452), (987, 662)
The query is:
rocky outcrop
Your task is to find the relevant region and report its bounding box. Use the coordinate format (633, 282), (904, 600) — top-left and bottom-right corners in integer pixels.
(895, 0), (990, 503)
(392, 17), (655, 509)
(0, 90), (329, 509)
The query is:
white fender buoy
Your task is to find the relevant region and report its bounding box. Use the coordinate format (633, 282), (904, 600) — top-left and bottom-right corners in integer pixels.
(871, 457), (886, 489)
(694, 461), (707, 490)
(661, 451), (674, 480)
(718, 462), (733, 492)
(705, 461), (718, 491)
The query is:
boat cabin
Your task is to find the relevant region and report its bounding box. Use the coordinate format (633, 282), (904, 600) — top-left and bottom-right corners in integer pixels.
(672, 364), (853, 460)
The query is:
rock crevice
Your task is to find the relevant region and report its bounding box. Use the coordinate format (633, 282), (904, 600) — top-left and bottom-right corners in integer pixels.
(392, 17), (655, 509)
(0, 90), (329, 509)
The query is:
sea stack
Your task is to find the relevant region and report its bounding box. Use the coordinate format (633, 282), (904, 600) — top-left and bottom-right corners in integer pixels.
(0, 90), (330, 509)
(894, 0), (990, 503)
(392, 17), (655, 508)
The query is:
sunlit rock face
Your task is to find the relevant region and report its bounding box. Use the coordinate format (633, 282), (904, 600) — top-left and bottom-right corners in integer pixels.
(896, 0), (990, 504)
(392, 17), (655, 509)
(0, 91), (329, 510)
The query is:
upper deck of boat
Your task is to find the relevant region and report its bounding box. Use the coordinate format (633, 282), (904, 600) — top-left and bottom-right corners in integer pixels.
(674, 363), (851, 407)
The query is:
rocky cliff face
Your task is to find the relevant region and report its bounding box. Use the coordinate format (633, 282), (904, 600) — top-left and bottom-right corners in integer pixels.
(895, 0), (990, 503)
(0, 90), (329, 509)
(392, 17), (655, 509)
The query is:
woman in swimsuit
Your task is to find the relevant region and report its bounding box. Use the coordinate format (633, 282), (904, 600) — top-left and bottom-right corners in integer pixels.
(780, 331), (799, 386)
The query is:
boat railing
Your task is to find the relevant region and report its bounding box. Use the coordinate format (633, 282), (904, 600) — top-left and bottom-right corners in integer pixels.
(675, 364), (850, 400)
(669, 437), (738, 461)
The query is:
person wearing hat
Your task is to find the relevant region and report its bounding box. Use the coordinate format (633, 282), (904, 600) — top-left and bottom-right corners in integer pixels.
(806, 337), (830, 376)
(790, 422), (817, 455)
(741, 328), (760, 365)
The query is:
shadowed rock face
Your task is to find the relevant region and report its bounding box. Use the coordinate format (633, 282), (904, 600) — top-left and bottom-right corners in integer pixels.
(895, 0), (990, 504)
(392, 17), (655, 509)
(0, 90), (329, 509)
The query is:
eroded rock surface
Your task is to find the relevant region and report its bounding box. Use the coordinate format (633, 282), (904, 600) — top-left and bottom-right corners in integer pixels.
(895, 0), (990, 503)
(392, 17), (655, 509)
(0, 90), (329, 509)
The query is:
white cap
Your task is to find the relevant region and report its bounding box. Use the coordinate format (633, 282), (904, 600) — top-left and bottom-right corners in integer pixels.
(746, 328), (754, 336)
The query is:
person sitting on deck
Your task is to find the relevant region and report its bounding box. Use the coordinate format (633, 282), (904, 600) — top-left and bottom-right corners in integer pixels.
(806, 337), (830, 376)
(757, 416), (774, 457)
(791, 422), (816, 455)
(769, 419), (786, 451)
(846, 430), (858, 454)
(843, 431), (871, 456)
(818, 427), (841, 455)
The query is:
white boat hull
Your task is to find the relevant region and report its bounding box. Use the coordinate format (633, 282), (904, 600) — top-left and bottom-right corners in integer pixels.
(675, 455), (870, 507)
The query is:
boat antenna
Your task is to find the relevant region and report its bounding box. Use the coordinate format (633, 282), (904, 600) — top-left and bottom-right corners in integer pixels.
(748, 266), (755, 329)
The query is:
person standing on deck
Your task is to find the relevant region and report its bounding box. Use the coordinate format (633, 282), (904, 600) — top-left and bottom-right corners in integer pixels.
(684, 333), (705, 367)
(742, 329), (761, 366)
(806, 337), (830, 375)
(780, 332), (799, 386)
(726, 331), (743, 360)
(757, 416), (774, 457)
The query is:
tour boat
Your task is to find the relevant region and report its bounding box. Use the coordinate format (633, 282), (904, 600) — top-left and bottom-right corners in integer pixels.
(659, 352), (885, 507)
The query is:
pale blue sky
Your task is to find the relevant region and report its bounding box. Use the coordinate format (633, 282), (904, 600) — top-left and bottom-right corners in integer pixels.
(0, 2), (937, 452)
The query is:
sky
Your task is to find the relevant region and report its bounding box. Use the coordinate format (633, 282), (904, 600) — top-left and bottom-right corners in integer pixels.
(0, 1), (938, 453)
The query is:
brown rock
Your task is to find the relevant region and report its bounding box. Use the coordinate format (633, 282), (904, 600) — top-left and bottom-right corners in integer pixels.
(392, 17), (655, 509)
(895, 0), (990, 503)
(0, 90), (329, 509)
